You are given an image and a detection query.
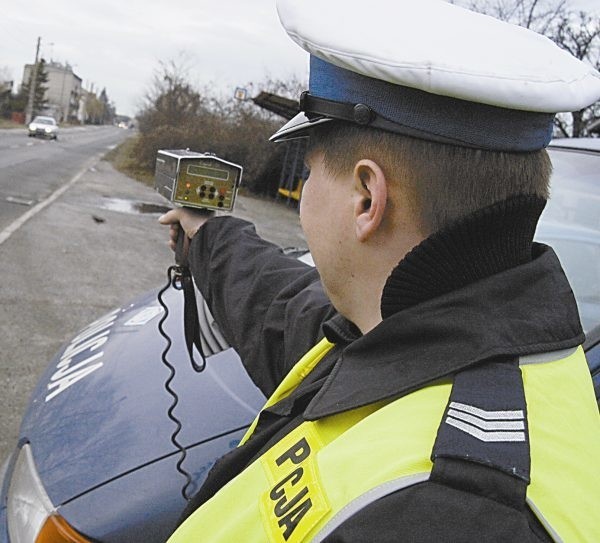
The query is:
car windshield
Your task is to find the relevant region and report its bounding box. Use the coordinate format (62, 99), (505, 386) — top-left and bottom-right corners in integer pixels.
(538, 146), (600, 335)
(33, 117), (55, 125)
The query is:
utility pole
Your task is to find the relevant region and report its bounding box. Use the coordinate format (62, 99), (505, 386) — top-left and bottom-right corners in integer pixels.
(59, 63), (68, 122)
(25, 36), (41, 125)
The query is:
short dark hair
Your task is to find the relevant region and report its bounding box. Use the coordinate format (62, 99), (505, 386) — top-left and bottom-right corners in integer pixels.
(307, 122), (552, 233)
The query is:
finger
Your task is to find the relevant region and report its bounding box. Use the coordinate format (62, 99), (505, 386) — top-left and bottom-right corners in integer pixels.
(158, 208), (180, 225)
(169, 223), (180, 242)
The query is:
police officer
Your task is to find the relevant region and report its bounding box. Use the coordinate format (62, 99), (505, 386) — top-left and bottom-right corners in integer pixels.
(160, 0), (600, 540)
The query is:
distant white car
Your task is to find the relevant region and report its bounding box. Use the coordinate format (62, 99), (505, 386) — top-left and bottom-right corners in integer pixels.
(28, 116), (59, 139)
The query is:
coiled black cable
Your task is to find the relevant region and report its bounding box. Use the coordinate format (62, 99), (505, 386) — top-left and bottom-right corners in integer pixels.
(157, 265), (195, 500)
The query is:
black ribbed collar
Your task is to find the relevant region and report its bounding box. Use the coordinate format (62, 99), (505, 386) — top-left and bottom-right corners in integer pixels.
(381, 195), (546, 318)
(305, 197), (584, 420)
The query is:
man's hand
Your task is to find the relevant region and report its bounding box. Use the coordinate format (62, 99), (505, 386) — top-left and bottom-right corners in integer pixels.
(158, 208), (214, 252)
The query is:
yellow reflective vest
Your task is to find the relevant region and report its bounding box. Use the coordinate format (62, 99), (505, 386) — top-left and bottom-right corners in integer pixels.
(168, 340), (600, 543)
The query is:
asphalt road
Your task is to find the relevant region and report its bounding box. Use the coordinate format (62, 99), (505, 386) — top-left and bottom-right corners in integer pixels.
(0, 126), (130, 231)
(0, 127), (305, 462)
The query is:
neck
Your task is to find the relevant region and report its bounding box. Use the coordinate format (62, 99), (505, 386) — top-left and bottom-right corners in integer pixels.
(337, 230), (425, 334)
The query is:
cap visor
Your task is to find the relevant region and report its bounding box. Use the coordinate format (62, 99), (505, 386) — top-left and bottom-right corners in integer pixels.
(269, 113), (332, 142)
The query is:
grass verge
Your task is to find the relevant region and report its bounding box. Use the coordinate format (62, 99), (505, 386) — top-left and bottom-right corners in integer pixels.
(0, 119), (25, 129)
(103, 135), (154, 187)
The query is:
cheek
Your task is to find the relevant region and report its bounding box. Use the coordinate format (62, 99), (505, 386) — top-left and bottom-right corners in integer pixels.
(299, 197), (308, 233)
(299, 181), (317, 231)
(299, 190), (328, 266)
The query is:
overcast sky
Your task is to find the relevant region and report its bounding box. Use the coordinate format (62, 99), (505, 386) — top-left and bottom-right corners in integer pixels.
(0, 0), (307, 117)
(1, 0), (598, 117)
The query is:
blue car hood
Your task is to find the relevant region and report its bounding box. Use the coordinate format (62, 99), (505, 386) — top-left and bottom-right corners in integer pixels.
(18, 287), (265, 506)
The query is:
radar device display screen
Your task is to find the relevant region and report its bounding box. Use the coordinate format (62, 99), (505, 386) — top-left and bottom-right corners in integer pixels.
(154, 150), (243, 212)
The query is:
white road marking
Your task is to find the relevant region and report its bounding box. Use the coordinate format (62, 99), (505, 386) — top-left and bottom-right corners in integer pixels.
(0, 153), (104, 246)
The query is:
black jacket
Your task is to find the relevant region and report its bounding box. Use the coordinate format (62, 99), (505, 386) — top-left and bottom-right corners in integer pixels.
(181, 196), (584, 541)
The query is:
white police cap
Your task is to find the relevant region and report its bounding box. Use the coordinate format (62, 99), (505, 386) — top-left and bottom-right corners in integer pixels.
(271, 0), (600, 151)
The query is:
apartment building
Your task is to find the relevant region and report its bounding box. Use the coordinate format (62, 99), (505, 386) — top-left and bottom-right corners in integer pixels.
(22, 61), (82, 122)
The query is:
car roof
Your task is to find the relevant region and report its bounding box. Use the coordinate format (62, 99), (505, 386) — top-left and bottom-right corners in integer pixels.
(541, 142), (600, 345)
(549, 138), (600, 153)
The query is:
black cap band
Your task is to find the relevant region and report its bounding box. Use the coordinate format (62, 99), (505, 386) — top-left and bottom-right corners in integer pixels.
(302, 56), (555, 152)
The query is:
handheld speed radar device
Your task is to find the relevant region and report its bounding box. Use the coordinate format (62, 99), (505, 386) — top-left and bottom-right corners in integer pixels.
(154, 149), (243, 212)
(154, 149), (243, 500)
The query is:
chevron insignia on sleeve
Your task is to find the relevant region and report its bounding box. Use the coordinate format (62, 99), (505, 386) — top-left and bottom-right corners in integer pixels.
(445, 401), (526, 443)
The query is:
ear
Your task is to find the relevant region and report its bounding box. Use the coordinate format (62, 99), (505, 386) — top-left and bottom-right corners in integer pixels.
(353, 159), (388, 242)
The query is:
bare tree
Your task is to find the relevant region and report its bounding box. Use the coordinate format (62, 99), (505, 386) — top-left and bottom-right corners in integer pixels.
(457, 0), (600, 137)
(465, 0), (567, 31)
(0, 66), (11, 82)
(0, 67), (13, 119)
(552, 10), (600, 136)
(219, 75), (306, 123)
(138, 59), (207, 133)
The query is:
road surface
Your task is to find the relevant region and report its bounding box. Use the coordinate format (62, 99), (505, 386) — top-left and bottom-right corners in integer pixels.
(0, 126), (130, 231)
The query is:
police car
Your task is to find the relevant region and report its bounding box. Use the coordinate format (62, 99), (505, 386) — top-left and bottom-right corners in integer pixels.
(1, 141), (599, 543)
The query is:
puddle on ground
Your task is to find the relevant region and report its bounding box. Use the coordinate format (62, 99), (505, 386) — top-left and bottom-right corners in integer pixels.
(99, 198), (171, 215)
